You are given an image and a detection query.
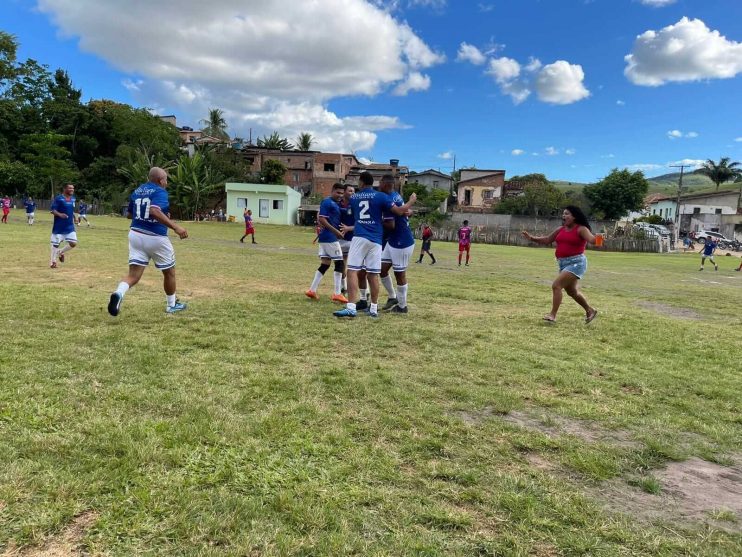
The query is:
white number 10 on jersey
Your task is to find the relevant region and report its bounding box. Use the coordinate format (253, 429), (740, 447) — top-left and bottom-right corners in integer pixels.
(134, 197), (151, 219)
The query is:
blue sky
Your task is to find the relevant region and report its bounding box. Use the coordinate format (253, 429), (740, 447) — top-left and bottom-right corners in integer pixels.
(2, 0), (742, 182)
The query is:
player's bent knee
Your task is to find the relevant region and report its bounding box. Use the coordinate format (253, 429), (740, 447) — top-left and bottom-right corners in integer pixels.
(318, 263), (330, 275)
(334, 260), (344, 273)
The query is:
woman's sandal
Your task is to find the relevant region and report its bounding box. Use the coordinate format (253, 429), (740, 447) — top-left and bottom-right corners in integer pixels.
(585, 309), (599, 324)
(543, 315), (556, 323)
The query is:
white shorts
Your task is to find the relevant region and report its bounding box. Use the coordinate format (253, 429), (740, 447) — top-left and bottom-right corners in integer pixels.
(318, 241), (343, 261)
(347, 236), (382, 274)
(128, 230), (175, 270)
(27, 212), (35, 218)
(338, 239), (351, 254)
(50, 231), (78, 247)
(381, 244), (416, 272)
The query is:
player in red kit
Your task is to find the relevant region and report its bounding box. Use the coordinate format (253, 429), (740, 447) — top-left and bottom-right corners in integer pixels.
(458, 220), (472, 266)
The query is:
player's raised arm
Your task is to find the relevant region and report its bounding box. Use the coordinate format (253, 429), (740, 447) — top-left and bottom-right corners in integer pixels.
(522, 228), (559, 245)
(389, 192), (417, 216)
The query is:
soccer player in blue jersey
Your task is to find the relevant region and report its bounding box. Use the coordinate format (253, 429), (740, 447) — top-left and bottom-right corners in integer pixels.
(49, 184), (78, 268)
(107, 167), (189, 316)
(24, 196), (36, 225)
(334, 171), (416, 318)
(306, 182), (347, 303)
(77, 201), (91, 227)
(379, 175), (415, 314)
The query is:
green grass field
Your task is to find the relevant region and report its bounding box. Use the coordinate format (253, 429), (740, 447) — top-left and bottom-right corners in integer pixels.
(1, 214), (741, 556)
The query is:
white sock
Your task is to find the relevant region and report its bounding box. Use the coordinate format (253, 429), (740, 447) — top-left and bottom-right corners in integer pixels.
(397, 284), (408, 308)
(310, 270), (324, 292)
(59, 244), (72, 255)
(50, 246), (58, 263)
(343, 277), (347, 291)
(359, 288), (368, 301)
(333, 272), (343, 295)
(370, 302), (378, 314)
(115, 282), (130, 297)
(347, 302), (356, 312)
(381, 275), (396, 299)
(166, 294), (176, 307)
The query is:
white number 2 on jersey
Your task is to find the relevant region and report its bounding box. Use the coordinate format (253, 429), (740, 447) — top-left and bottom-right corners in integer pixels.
(358, 200), (370, 220)
(134, 197), (151, 219)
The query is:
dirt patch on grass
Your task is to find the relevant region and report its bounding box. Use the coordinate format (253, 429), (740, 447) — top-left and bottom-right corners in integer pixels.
(592, 457), (742, 532)
(636, 301), (702, 320)
(3, 511), (98, 557)
(501, 409), (640, 449)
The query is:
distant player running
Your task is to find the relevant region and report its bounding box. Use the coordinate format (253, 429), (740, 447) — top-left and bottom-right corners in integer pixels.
(306, 183), (347, 303)
(240, 209), (256, 243)
(417, 223), (436, 264)
(334, 171), (416, 319)
(24, 197), (36, 225)
(379, 175), (415, 314)
(77, 201), (91, 227)
(49, 184), (78, 268)
(458, 220), (472, 266)
(107, 167), (189, 316)
(699, 238), (718, 271)
(1, 195), (10, 224)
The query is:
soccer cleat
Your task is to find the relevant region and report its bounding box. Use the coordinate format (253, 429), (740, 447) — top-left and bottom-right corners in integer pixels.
(331, 293), (349, 303)
(305, 290), (319, 300)
(108, 292), (122, 316)
(382, 298), (398, 311)
(355, 299), (369, 311)
(166, 301), (187, 313)
(50, 261), (57, 269)
(368, 310), (379, 319)
(389, 305), (408, 314)
(58, 253), (65, 263)
(333, 308), (357, 318)
(699, 267), (704, 271)
(715, 265), (718, 271)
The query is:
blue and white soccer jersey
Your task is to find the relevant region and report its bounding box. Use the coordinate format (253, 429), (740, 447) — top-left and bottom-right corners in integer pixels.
(347, 188), (393, 274)
(338, 200), (354, 254)
(50, 195), (77, 246)
(317, 196), (344, 261)
(127, 182), (176, 269)
(381, 191), (416, 272)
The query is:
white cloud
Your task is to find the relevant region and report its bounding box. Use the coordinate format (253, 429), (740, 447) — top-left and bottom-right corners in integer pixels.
(37, 0), (444, 152)
(565, 148), (576, 155)
(602, 154), (616, 158)
(437, 151), (453, 159)
(511, 149), (525, 156)
(667, 129), (698, 139)
(456, 43), (486, 65)
(486, 57), (521, 83)
(627, 163), (664, 171)
(735, 137), (742, 142)
(625, 17), (742, 86)
(392, 72), (431, 95)
(524, 57), (542, 72)
(545, 146), (559, 156)
(535, 61), (590, 104)
(669, 158), (705, 168)
(478, 3), (495, 12)
(639, 0), (676, 6)
(616, 100), (626, 106)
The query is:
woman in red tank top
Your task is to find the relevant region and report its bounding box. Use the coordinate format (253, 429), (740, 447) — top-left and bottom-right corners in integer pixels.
(522, 206), (599, 324)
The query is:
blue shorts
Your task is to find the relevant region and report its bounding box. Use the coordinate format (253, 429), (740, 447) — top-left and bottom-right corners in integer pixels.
(557, 254), (587, 279)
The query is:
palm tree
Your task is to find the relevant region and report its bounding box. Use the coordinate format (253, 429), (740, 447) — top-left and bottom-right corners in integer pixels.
(295, 132), (314, 151)
(199, 108), (229, 140)
(695, 157), (741, 191)
(257, 131), (293, 150)
(170, 151), (225, 219)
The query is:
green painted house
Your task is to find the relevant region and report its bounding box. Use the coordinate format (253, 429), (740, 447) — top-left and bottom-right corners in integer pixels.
(225, 183), (302, 226)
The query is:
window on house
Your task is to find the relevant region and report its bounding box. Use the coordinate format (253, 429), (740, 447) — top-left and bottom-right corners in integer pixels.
(293, 172), (299, 183)
(715, 208), (722, 214)
(653, 209), (656, 215)
(305, 161), (311, 170)
(237, 197), (248, 208)
(324, 163), (335, 172)
(483, 189), (494, 200)
(693, 207), (701, 215)
(259, 199), (269, 218)
(433, 180), (439, 188)
(273, 200), (284, 210)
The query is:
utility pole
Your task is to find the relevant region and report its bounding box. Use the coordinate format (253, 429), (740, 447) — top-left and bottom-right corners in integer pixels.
(670, 164), (690, 247)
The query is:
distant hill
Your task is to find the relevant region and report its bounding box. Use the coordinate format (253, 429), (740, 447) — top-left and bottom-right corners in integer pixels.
(553, 172), (738, 196)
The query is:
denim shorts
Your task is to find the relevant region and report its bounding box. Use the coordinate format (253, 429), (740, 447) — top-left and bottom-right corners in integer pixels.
(557, 254), (587, 279)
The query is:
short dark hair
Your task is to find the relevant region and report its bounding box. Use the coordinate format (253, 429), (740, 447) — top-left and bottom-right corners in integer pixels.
(564, 205), (591, 231)
(359, 171), (374, 187)
(380, 174), (395, 184)
(463, 220), (469, 225)
(332, 182), (346, 191)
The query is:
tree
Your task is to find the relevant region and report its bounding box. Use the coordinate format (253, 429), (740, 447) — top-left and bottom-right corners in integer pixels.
(0, 31), (18, 84)
(199, 108), (229, 140)
(584, 168), (649, 220)
(295, 132), (314, 151)
(19, 133), (79, 198)
(695, 158), (741, 191)
(0, 159), (33, 195)
(170, 151), (225, 219)
(116, 145), (175, 191)
(257, 131), (293, 150)
(259, 159), (287, 184)
(495, 179), (566, 216)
